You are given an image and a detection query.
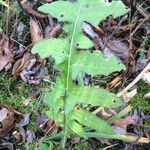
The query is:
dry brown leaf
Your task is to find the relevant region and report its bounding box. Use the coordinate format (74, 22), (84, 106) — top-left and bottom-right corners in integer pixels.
(30, 18), (43, 44)
(0, 105), (21, 137)
(17, 1), (46, 19)
(12, 53), (30, 75)
(0, 32), (14, 71)
(113, 116), (135, 132)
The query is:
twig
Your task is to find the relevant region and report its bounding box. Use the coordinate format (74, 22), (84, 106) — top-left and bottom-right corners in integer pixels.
(103, 143), (118, 150)
(117, 62), (150, 98)
(131, 14), (150, 36)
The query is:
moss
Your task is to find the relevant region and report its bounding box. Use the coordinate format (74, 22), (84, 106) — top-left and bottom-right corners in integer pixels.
(0, 72), (31, 113)
(129, 81), (150, 111)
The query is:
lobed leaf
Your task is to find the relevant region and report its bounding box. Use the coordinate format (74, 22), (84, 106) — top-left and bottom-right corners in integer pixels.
(31, 0), (131, 144)
(67, 109), (115, 134)
(65, 86), (123, 114)
(71, 51), (125, 79)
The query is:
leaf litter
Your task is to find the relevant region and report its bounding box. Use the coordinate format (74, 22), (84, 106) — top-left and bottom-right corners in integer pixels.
(0, 0), (150, 149)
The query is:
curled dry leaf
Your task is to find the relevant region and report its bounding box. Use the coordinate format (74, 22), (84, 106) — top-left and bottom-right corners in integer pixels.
(0, 32), (14, 71)
(12, 53), (30, 75)
(12, 52), (49, 84)
(30, 18), (43, 44)
(17, 1), (46, 19)
(0, 105), (21, 137)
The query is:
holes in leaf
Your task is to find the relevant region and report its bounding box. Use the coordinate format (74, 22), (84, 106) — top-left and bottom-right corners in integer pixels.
(112, 99), (116, 103)
(104, 0), (112, 3)
(60, 14), (64, 17)
(76, 43), (79, 47)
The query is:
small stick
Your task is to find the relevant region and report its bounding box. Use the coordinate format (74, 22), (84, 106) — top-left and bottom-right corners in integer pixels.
(117, 62), (150, 98)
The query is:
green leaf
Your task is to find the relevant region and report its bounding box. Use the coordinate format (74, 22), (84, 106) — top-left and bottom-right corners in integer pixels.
(39, 144), (50, 150)
(67, 109), (115, 134)
(71, 51), (125, 79)
(32, 39), (68, 67)
(38, 0), (129, 48)
(65, 86), (123, 114)
(31, 0), (131, 147)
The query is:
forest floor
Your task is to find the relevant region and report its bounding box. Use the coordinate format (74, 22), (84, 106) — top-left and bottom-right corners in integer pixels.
(0, 0), (150, 150)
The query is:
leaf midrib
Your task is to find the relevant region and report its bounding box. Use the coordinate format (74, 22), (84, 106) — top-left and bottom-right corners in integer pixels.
(63, 0), (84, 148)
(66, 0), (84, 93)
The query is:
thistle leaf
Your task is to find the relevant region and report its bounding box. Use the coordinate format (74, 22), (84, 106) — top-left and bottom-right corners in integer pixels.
(31, 0), (131, 145)
(38, 0), (129, 49)
(71, 51), (125, 79)
(67, 109), (115, 134)
(65, 86), (123, 114)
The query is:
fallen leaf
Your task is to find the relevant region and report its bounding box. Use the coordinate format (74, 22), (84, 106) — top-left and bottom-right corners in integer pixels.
(136, 56), (148, 72)
(0, 107), (8, 122)
(0, 32), (14, 71)
(16, 113), (30, 127)
(113, 126), (126, 134)
(12, 53), (30, 75)
(113, 116), (135, 132)
(37, 113), (48, 129)
(0, 105), (22, 137)
(26, 130), (36, 144)
(30, 18), (43, 44)
(17, 1), (46, 19)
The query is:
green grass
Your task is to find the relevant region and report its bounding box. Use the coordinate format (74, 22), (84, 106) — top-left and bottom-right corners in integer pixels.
(0, 72), (31, 112)
(130, 81), (150, 111)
